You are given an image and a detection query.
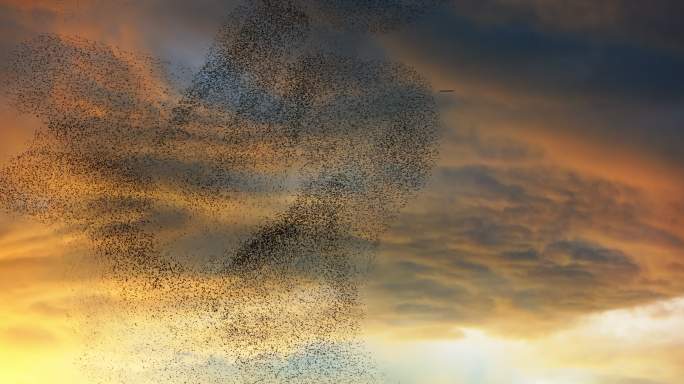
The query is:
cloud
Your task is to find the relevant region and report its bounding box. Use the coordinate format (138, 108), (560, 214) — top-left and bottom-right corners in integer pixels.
(0, 256), (66, 291)
(390, 5), (684, 104)
(383, 1), (684, 176)
(451, 0), (684, 53)
(0, 325), (59, 347)
(366, 147), (684, 335)
(603, 379), (665, 384)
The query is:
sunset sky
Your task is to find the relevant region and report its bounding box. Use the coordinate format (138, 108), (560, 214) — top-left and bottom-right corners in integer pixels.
(2, 1), (684, 383)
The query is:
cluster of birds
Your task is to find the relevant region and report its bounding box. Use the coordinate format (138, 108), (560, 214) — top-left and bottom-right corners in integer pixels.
(0, 0), (442, 382)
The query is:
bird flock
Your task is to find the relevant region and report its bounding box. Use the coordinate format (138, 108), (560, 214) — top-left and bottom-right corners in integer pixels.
(0, 1), (442, 382)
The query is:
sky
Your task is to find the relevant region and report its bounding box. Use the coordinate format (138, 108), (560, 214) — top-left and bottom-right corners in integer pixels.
(1, 1), (684, 383)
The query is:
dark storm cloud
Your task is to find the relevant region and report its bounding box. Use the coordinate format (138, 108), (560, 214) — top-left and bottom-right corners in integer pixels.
(397, 6), (684, 104)
(386, 1), (684, 170)
(451, 0), (684, 53)
(367, 157), (683, 333)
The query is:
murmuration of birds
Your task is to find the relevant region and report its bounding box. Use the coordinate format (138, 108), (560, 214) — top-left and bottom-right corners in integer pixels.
(0, 1), (442, 383)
